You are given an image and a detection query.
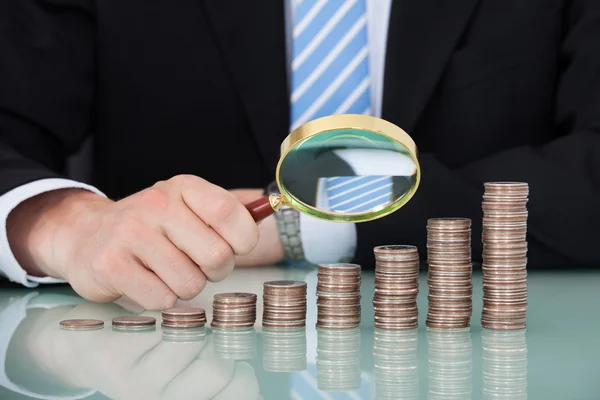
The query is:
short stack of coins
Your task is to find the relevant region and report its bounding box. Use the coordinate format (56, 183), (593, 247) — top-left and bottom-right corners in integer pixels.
(161, 308), (206, 329)
(262, 280), (307, 328)
(113, 316), (156, 331)
(211, 293), (257, 328)
(59, 319), (104, 331)
(373, 245), (420, 330)
(481, 182), (529, 330)
(316, 263), (361, 329)
(426, 218), (473, 329)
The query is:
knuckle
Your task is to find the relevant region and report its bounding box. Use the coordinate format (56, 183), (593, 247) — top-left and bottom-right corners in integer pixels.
(237, 223), (260, 255)
(96, 251), (126, 276)
(141, 186), (170, 213)
(213, 195), (238, 222)
(170, 174), (200, 188)
(209, 241), (234, 267)
(114, 215), (145, 240)
(154, 292), (178, 311)
(178, 274), (206, 300)
(203, 242), (234, 281)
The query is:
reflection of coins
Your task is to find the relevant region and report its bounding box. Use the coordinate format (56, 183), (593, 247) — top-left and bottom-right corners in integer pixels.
(262, 280), (307, 328)
(373, 245), (420, 330)
(482, 182), (528, 330)
(212, 327), (256, 361)
(426, 218), (473, 330)
(316, 327), (361, 391)
(427, 328), (472, 399)
(59, 319), (104, 331)
(316, 264), (361, 329)
(482, 329), (528, 399)
(373, 328), (419, 400)
(262, 327), (307, 372)
(162, 326), (207, 343)
(212, 293), (257, 328)
(112, 316), (156, 331)
(161, 307), (206, 329)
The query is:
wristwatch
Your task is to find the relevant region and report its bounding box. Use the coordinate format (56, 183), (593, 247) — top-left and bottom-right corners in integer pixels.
(265, 180), (306, 263)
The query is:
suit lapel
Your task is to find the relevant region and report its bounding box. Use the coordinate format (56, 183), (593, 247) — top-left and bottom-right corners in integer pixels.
(382, 0), (480, 133)
(201, 0), (289, 174)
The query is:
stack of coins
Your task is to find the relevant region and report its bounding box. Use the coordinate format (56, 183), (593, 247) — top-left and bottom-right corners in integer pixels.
(373, 245), (420, 330)
(262, 280), (307, 328)
(316, 263), (361, 329)
(211, 293), (257, 328)
(426, 218), (473, 329)
(482, 329), (528, 399)
(112, 316), (156, 331)
(316, 327), (362, 391)
(212, 326), (256, 360)
(427, 329), (473, 399)
(481, 182), (529, 330)
(59, 319), (104, 331)
(373, 328), (419, 400)
(161, 308), (206, 329)
(262, 327), (307, 372)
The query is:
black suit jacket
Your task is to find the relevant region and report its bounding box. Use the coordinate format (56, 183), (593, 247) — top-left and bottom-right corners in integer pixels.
(0, 0), (599, 268)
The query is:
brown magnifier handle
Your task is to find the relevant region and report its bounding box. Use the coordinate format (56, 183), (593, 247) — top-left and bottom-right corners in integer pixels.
(244, 194), (283, 222)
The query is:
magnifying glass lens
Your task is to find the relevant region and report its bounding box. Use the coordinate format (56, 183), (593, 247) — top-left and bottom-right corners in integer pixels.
(244, 115), (420, 223)
(278, 128), (418, 222)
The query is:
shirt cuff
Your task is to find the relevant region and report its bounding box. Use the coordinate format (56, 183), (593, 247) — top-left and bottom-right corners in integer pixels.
(299, 212), (357, 265)
(0, 178), (106, 287)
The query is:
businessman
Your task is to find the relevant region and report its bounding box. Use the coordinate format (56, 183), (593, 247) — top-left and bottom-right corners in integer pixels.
(0, 0), (598, 309)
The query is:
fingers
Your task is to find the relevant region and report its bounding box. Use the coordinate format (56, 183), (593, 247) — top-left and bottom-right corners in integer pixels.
(174, 175), (260, 256)
(105, 255), (178, 310)
(211, 362), (260, 400)
(160, 202), (236, 283)
(134, 232), (207, 300)
(163, 336), (235, 400)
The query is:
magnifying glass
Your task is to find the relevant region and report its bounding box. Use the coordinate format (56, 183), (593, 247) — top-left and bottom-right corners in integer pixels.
(245, 114), (420, 223)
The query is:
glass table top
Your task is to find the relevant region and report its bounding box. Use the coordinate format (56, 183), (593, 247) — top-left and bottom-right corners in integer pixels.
(0, 266), (598, 400)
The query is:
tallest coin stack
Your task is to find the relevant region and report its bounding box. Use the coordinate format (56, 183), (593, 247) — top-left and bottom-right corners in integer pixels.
(481, 182), (529, 330)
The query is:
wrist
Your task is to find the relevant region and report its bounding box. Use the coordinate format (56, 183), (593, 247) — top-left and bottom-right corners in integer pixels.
(265, 181), (309, 266)
(7, 188), (111, 279)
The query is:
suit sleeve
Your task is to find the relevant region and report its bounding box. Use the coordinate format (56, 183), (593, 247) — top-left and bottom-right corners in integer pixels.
(354, 0), (600, 268)
(0, 0), (95, 193)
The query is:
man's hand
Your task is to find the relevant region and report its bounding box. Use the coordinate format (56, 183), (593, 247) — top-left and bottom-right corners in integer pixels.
(229, 189), (284, 268)
(7, 175), (267, 310)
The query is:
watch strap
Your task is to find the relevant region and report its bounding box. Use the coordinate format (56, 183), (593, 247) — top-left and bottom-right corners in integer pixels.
(265, 181), (306, 263)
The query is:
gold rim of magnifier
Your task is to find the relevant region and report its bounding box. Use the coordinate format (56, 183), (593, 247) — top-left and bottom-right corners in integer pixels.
(275, 114), (421, 223)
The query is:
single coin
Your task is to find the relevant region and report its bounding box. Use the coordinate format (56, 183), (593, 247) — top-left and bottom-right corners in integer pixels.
(162, 307), (206, 317)
(318, 263), (361, 274)
(214, 293), (257, 303)
(264, 280), (307, 289)
(373, 244), (418, 253)
(59, 319), (104, 330)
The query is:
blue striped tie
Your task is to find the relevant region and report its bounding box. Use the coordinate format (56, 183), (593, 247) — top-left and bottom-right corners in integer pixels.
(291, 0), (371, 130)
(290, 0), (391, 214)
(325, 175), (393, 213)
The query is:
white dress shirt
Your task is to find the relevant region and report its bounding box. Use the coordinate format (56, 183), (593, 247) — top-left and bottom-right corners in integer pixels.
(0, 0), (392, 286)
